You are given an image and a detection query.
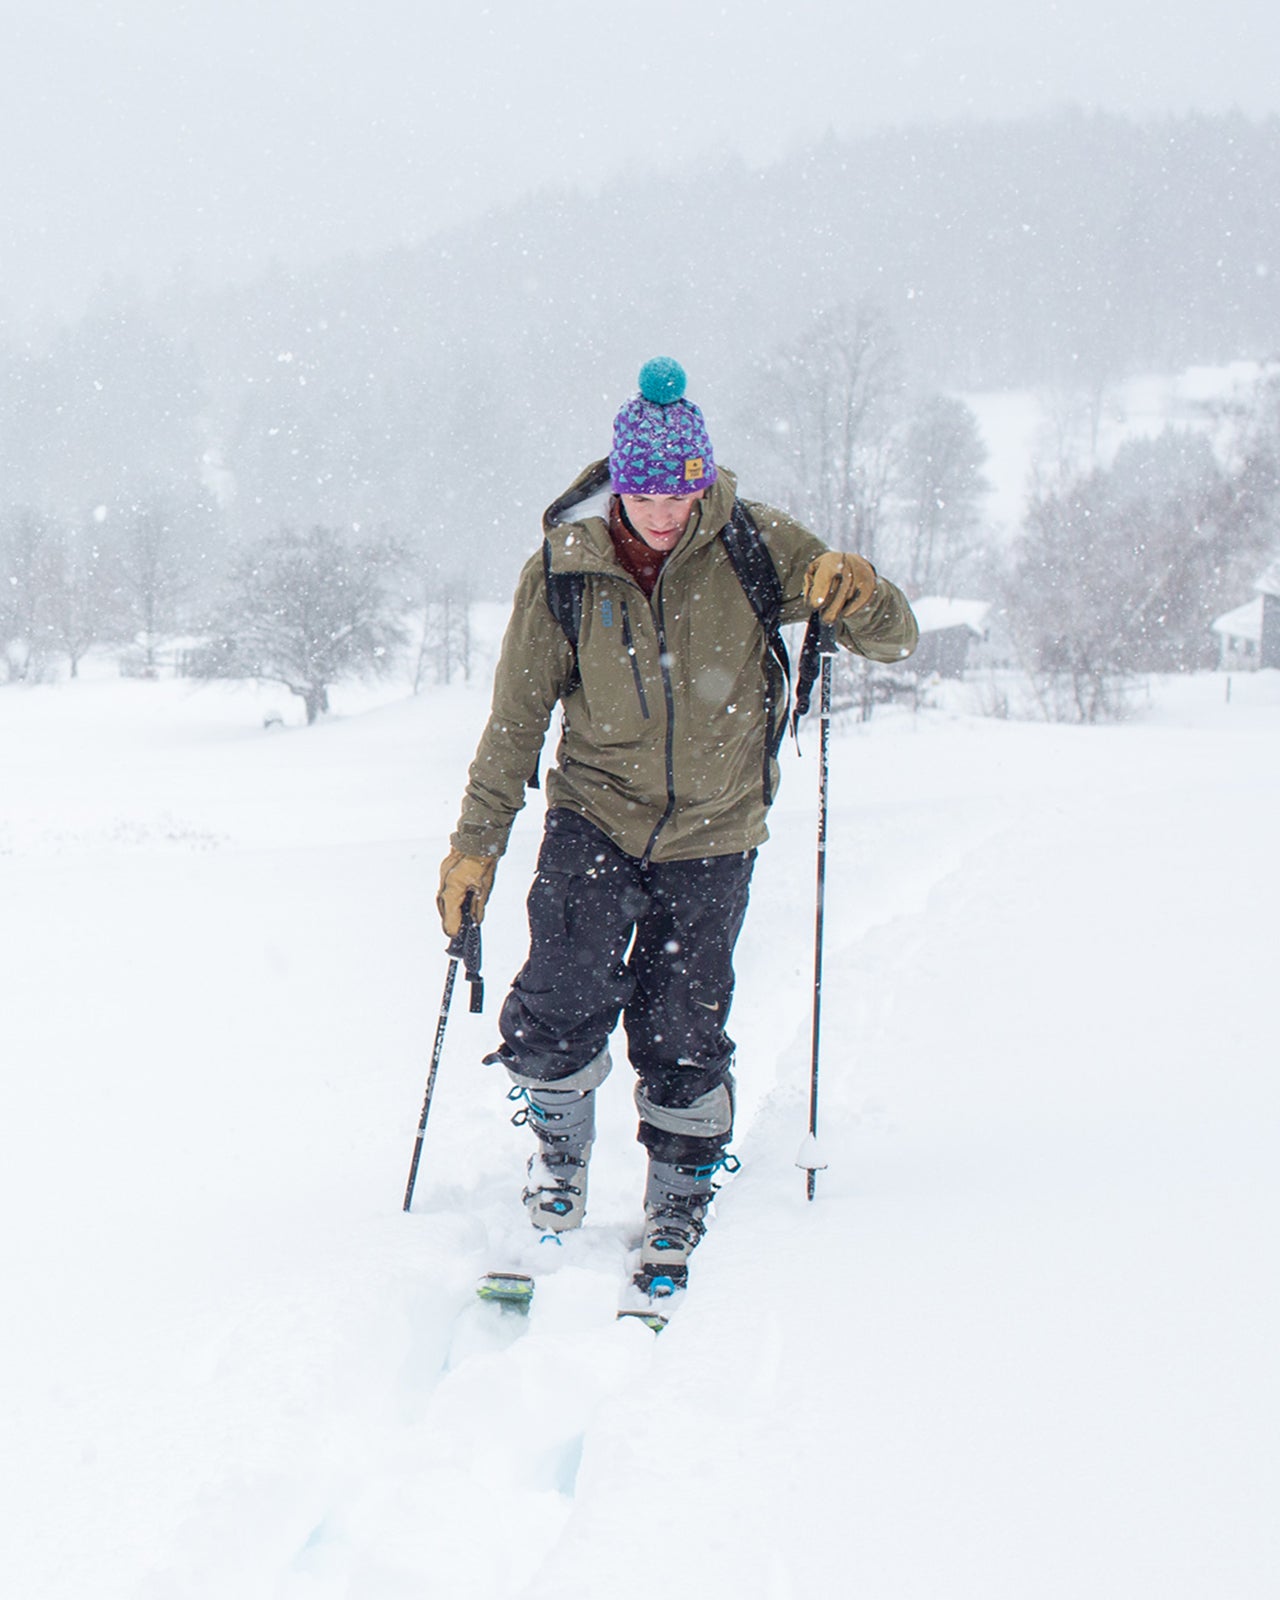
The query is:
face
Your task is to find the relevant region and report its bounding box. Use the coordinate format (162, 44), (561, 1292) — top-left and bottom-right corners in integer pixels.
(620, 490), (705, 553)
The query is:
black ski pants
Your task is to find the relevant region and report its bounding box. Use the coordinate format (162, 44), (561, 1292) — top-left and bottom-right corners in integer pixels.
(499, 808), (755, 1163)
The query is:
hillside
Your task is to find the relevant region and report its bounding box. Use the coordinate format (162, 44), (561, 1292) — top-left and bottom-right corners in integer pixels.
(3, 110), (1278, 585)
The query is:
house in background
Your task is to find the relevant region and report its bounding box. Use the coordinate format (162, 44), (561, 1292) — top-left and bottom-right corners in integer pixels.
(1211, 565), (1280, 670)
(909, 598), (992, 678)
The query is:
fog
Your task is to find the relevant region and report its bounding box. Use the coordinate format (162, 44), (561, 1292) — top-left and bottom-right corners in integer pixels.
(5, 0), (1278, 326)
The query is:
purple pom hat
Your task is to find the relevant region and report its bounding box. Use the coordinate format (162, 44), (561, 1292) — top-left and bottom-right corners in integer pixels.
(608, 358), (718, 495)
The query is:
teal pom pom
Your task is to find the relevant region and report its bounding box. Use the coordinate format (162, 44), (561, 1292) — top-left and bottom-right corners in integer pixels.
(638, 357), (687, 405)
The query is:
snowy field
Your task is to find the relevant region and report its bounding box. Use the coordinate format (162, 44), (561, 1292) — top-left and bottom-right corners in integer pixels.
(3, 663), (1278, 1600)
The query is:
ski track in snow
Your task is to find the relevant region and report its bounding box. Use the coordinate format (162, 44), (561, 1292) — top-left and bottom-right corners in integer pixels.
(3, 670), (1278, 1599)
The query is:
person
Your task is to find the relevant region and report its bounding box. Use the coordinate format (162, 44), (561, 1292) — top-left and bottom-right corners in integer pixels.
(438, 358), (918, 1294)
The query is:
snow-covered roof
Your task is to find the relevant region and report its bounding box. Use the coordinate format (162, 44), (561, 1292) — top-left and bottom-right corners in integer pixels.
(1253, 558), (1280, 598)
(1211, 596), (1265, 642)
(910, 597), (991, 636)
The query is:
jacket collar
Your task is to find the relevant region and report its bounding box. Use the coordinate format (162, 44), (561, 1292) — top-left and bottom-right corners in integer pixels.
(543, 460), (740, 577)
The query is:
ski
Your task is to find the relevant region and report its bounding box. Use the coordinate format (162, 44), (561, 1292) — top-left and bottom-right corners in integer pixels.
(615, 1268), (683, 1332)
(475, 1271), (534, 1311)
(476, 1266), (677, 1331)
(616, 1307), (669, 1333)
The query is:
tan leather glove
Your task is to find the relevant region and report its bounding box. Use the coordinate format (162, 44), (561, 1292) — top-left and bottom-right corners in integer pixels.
(437, 849), (498, 937)
(803, 552), (877, 623)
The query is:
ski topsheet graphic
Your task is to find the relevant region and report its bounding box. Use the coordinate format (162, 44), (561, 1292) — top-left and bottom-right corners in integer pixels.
(475, 1271), (535, 1311)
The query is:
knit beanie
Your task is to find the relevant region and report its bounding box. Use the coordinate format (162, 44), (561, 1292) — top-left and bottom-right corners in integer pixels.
(608, 358), (718, 495)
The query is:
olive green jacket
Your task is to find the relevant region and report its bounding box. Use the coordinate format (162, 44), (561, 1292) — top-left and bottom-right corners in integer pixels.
(452, 462), (918, 864)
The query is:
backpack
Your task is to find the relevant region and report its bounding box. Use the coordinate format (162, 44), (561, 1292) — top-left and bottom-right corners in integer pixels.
(537, 475), (825, 802)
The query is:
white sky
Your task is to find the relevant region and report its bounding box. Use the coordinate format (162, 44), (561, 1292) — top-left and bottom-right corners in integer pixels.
(3, 0), (1278, 326)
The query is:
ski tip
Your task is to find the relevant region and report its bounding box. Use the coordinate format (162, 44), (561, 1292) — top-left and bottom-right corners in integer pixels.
(617, 1308), (669, 1333)
(476, 1271), (535, 1311)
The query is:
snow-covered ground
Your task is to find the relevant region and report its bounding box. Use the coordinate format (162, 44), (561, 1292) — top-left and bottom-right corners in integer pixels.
(4, 665), (1278, 1599)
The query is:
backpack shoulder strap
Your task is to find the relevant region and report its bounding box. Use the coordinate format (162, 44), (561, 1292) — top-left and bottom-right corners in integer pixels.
(529, 539), (584, 791)
(539, 459), (609, 667)
(719, 502), (828, 772)
(542, 536), (585, 656)
(719, 501), (784, 633)
(719, 502), (792, 800)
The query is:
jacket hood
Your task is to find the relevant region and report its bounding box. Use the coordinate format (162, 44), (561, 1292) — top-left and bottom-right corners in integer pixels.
(543, 459), (740, 577)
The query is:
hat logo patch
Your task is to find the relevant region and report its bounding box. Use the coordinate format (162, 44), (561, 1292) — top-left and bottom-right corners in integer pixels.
(684, 457), (704, 482)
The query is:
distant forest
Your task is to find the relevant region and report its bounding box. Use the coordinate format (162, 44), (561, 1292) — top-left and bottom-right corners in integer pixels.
(2, 108), (1278, 596)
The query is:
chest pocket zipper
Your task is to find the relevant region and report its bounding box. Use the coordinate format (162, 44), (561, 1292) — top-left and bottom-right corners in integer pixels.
(620, 599), (651, 720)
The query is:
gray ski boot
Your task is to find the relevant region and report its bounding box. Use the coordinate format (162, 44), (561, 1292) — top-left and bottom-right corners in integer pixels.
(507, 1049), (610, 1233)
(637, 1156), (720, 1294)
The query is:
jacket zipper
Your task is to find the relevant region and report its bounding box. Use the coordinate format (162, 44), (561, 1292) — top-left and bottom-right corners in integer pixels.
(619, 599), (651, 720)
(640, 584), (678, 867)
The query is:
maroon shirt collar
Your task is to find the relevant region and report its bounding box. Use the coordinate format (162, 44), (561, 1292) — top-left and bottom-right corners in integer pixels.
(607, 497), (667, 598)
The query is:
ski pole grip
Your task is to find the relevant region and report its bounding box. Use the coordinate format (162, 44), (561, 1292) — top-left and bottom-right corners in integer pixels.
(794, 612), (839, 728)
(446, 894), (473, 959)
(448, 895), (485, 1013)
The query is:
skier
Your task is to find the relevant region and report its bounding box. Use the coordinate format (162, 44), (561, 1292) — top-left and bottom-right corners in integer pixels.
(438, 358), (918, 1292)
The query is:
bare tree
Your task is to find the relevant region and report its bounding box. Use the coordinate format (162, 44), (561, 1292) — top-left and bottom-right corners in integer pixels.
(1007, 427), (1275, 720)
(112, 503), (191, 675)
(194, 525), (407, 723)
(44, 516), (121, 677)
(895, 394), (990, 594)
(413, 573), (473, 691)
(0, 508), (58, 682)
(750, 302), (904, 562)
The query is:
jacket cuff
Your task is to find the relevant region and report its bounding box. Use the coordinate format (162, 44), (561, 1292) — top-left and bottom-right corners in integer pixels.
(450, 828), (508, 862)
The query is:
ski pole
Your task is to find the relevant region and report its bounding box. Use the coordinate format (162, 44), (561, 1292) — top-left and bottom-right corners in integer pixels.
(798, 621), (837, 1200)
(402, 897), (484, 1213)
